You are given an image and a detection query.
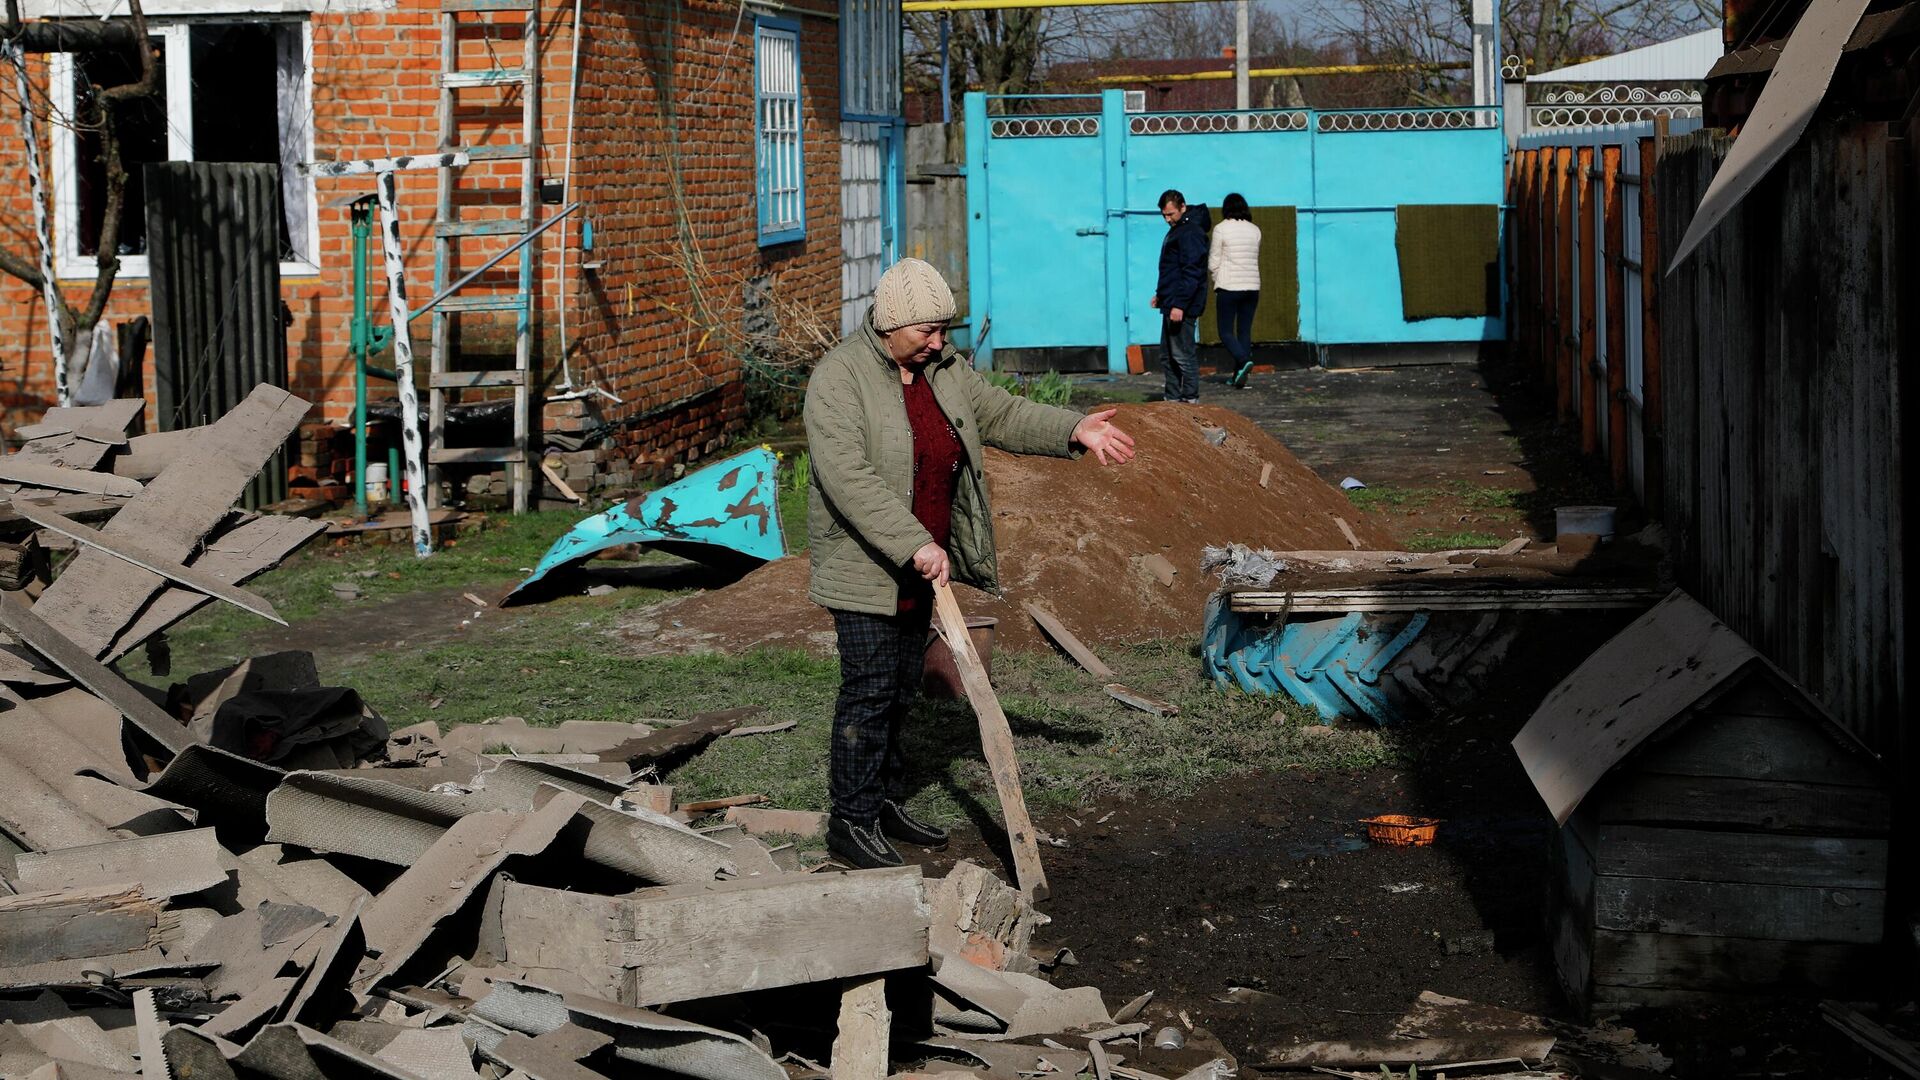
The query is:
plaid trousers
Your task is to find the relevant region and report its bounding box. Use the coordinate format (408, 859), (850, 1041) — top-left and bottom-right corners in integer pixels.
(830, 606), (932, 823)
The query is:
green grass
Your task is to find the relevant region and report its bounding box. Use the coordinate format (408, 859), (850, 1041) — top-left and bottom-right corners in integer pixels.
(1408, 530), (1506, 551)
(136, 481), (1394, 841)
(1343, 484), (1424, 511)
(671, 636), (1395, 828)
(1072, 384), (1151, 408)
(1345, 481), (1523, 515)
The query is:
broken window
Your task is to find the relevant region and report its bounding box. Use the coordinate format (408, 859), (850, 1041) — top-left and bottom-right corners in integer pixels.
(54, 17), (316, 275)
(72, 34), (168, 260)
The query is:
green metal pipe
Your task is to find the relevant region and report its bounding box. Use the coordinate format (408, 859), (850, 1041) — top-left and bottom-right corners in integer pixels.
(351, 197), (374, 518)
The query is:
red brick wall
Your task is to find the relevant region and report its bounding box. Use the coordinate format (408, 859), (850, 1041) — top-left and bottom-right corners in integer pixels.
(0, 0), (842, 486)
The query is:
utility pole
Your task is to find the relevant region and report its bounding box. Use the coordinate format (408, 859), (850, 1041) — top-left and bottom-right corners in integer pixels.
(1234, 0), (1250, 110)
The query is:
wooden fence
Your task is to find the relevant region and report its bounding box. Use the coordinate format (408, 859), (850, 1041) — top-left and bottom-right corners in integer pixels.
(1508, 121), (1697, 513)
(1655, 122), (1913, 763)
(1512, 116), (1915, 762)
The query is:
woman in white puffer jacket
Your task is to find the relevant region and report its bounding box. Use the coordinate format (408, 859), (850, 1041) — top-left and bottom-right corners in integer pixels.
(1208, 193), (1261, 388)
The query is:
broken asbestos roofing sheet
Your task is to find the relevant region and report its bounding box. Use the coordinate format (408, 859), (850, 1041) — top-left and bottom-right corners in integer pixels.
(265, 768), (736, 883)
(1668, 0), (1873, 268)
(505, 446), (784, 602)
(1511, 588), (1849, 824)
(470, 980), (787, 1080)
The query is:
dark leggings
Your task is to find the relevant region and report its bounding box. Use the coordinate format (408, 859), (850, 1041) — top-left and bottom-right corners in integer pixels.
(1216, 289), (1259, 365)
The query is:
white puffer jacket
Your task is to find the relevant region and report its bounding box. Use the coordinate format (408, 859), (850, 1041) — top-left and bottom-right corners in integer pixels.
(1208, 218), (1262, 293)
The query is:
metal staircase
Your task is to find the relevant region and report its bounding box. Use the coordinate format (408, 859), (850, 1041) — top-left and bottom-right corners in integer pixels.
(429, 0), (539, 512)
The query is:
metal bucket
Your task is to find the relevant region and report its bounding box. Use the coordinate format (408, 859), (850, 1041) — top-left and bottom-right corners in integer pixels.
(923, 616), (999, 700)
(1554, 505), (1616, 542)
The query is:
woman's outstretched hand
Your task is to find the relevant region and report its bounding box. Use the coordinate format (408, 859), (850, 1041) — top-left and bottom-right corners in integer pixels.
(1073, 409), (1137, 466)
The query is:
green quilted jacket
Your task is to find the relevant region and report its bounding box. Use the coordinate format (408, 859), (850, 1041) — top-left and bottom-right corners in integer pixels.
(803, 320), (1083, 615)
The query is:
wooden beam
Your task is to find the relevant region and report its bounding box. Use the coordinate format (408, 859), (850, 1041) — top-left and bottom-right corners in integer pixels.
(934, 583), (1047, 901)
(832, 975), (891, 1080)
(596, 708), (761, 767)
(499, 867), (929, 1006)
(1262, 1035), (1556, 1068)
(1104, 684), (1180, 717)
(1023, 602), (1115, 679)
(14, 501), (284, 625)
(0, 591), (190, 753)
(0, 461), (141, 497)
(1822, 1001), (1920, 1079)
(0, 887), (164, 969)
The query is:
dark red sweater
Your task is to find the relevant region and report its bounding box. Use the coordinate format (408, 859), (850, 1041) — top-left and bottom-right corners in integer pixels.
(898, 372), (963, 613)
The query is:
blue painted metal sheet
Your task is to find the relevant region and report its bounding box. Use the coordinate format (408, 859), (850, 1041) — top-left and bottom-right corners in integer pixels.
(966, 91), (1508, 368)
(507, 447), (785, 600)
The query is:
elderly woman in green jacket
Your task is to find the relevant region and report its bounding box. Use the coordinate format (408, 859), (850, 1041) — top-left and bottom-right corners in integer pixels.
(805, 258), (1136, 869)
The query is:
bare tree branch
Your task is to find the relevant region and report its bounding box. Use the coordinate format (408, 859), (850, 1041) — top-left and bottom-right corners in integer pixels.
(77, 0), (155, 332)
(0, 0), (157, 351)
(0, 246), (42, 290)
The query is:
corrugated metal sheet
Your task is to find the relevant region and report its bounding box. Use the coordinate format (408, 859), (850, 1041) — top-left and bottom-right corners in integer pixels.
(143, 162), (289, 509)
(1527, 28), (1726, 83)
(1655, 123), (1909, 761)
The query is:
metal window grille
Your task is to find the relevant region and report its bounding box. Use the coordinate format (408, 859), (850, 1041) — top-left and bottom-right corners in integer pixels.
(756, 20), (805, 244)
(839, 0), (900, 118)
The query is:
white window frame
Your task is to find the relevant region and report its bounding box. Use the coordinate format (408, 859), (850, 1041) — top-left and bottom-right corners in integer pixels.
(47, 14), (319, 280)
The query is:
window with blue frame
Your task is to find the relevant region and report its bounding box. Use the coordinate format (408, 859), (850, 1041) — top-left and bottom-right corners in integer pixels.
(754, 18), (805, 246)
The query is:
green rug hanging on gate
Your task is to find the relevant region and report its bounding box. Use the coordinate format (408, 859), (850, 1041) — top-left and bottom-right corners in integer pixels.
(1394, 203), (1500, 320)
(1198, 205), (1300, 345)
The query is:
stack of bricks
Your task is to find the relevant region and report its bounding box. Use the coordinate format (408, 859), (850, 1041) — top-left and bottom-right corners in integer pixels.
(289, 422), (350, 504)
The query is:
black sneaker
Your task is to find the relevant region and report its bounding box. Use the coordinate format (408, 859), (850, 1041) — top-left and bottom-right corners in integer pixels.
(827, 816), (905, 869)
(879, 800), (949, 849)
(1231, 362), (1254, 388)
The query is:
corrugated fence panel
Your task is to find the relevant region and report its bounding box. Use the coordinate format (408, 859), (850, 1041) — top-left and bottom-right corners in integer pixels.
(1654, 123), (1907, 758)
(145, 162), (290, 509)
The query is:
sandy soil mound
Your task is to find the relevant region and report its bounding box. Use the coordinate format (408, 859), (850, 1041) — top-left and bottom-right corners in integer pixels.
(620, 402), (1393, 655)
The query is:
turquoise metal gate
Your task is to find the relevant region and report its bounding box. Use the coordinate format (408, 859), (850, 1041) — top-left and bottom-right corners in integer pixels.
(964, 90), (1507, 372)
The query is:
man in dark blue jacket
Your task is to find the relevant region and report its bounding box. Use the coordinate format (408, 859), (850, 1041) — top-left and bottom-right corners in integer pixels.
(1151, 189), (1208, 403)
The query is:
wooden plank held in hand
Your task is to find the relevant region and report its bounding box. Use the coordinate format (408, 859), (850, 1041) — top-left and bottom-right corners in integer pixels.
(14, 500), (285, 625)
(934, 582), (1048, 901)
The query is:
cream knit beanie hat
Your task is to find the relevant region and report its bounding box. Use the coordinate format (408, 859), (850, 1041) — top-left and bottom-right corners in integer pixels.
(871, 258), (957, 332)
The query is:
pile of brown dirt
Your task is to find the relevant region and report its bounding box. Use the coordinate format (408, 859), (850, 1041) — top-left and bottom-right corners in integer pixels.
(619, 401), (1393, 655)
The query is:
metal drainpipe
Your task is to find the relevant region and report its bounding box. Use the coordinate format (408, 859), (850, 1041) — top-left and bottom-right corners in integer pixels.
(939, 13), (950, 124)
(351, 199), (372, 518)
(555, 0), (585, 392)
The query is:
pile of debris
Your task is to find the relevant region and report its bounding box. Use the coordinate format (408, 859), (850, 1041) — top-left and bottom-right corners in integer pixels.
(0, 386), (1204, 1080)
